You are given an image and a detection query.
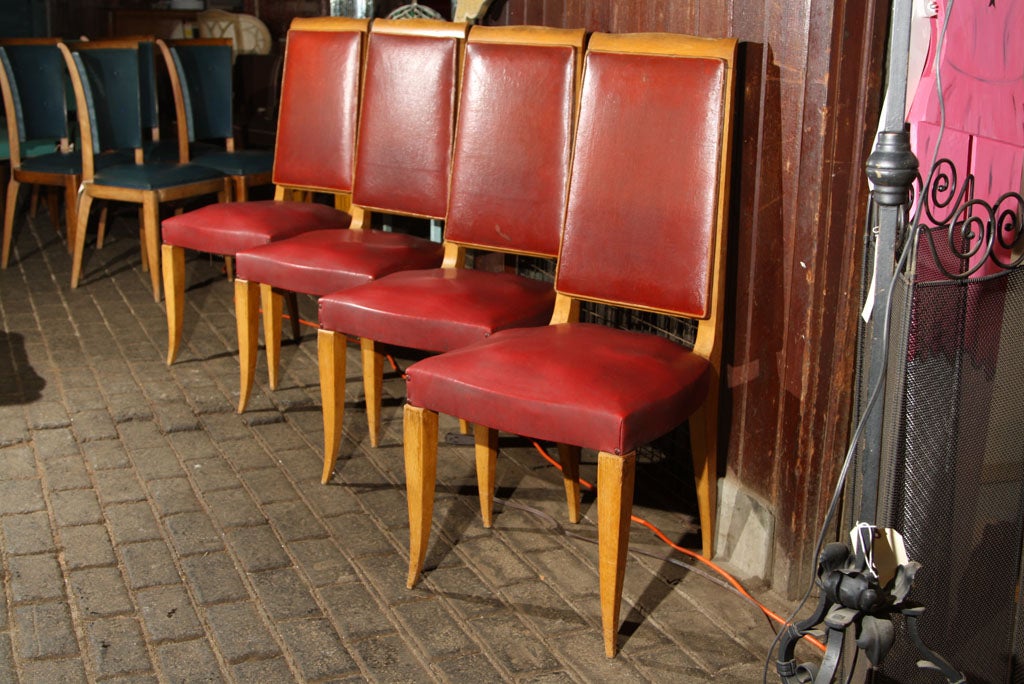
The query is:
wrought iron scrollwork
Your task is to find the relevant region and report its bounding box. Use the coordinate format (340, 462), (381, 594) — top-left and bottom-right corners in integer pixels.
(909, 158), (1024, 279)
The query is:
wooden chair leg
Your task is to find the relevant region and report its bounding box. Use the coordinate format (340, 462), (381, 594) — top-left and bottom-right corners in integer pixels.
(2, 177), (21, 268)
(405, 403), (438, 588)
(597, 449), (635, 658)
(96, 204), (108, 249)
(284, 291), (301, 342)
(558, 444), (582, 524)
(63, 176), (79, 253)
(224, 255), (234, 282)
(141, 196), (161, 301)
(46, 188), (59, 232)
(474, 424), (498, 527)
(28, 184), (39, 218)
(138, 208), (148, 272)
(360, 337), (383, 447)
(688, 383), (719, 559)
(70, 192), (93, 289)
(162, 244), (185, 365)
(235, 278), (259, 413)
(259, 283), (283, 389)
(318, 329), (347, 484)
(458, 419), (471, 435)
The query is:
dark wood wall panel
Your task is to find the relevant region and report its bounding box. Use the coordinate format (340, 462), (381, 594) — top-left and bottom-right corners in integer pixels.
(487, 0), (887, 594)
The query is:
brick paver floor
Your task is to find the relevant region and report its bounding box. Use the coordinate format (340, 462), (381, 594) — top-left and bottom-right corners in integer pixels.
(0, 206), (806, 681)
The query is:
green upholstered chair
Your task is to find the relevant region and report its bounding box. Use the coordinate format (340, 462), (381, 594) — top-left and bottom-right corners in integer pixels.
(0, 38), (102, 266)
(157, 38), (273, 202)
(58, 38), (229, 301)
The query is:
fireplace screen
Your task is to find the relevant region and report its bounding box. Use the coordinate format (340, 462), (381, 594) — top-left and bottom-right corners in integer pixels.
(873, 216), (1024, 682)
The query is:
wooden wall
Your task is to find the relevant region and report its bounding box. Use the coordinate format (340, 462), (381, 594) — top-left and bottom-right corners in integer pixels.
(490, 0), (888, 594)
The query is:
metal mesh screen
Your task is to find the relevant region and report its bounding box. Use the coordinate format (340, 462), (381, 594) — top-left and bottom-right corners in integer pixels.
(876, 229), (1024, 683)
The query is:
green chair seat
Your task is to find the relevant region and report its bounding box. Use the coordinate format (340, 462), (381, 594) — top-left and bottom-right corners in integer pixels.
(191, 148), (272, 177)
(93, 161), (225, 190)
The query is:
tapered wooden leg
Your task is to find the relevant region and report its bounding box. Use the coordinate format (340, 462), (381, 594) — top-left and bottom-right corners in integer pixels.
(260, 283), (283, 389)
(138, 208), (148, 272)
(2, 177), (21, 268)
(96, 204), (108, 249)
(46, 188), (59, 232)
(361, 338), (384, 447)
(318, 329), (346, 484)
(285, 291), (301, 342)
(405, 404), (438, 588)
(558, 444), (582, 524)
(29, 184), (38, 217)
(474, 424), (498, 527)
(458, 419), (471, 435)
(235, 278), (259, 413)
(688, 382), (719, 558)
(597, 450), (635, 658)
(63, 176), (79, 253)
(141, 195), (161, 301)
(70, 192), (93, 289)
(162, 244), (185, 364)
(224, 255), (234, 282)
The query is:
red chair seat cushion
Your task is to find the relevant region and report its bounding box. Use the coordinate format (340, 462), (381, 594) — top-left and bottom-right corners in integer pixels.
(161, 200), (351, 255)
(405, 323), (711, 455)
(234, 229), (444, 297)
(318, 268), (555, 353)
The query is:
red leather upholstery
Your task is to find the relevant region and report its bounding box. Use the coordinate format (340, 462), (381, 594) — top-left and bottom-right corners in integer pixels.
(235, 229), (443, 297)
(352, 31), (459, 219)
(273, 27), (361, 193)
(555, 52), (726, 318)
(161, 201), (350, 255)
(406, 323), (711, 454)
(318, 268), (555, 352)
(444, 42), (576, 257)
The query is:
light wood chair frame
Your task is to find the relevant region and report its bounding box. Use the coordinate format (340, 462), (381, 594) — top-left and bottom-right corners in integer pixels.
(0, 38), (79, 267)
(237, 18), (467, 414)
(317, 24), (585, 491)
(59, 39), (230, 302)
(403, 31), (738, 658)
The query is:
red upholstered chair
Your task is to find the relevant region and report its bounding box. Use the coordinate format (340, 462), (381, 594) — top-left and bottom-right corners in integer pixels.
(232, 19), (467, 413)
(402, 32), (737, 657)
(315, 25), (585, 492)
(160, 17), (368, 365)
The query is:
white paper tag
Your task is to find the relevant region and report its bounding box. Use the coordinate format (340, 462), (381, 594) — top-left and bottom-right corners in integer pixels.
(851, 523), (909, 586)
(861, 229), (880, 322)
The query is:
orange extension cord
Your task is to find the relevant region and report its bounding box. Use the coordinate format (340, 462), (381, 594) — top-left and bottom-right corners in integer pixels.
(281, 311), (824, 652)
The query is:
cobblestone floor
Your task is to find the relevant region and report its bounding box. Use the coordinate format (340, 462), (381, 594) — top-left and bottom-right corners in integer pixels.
(0, 207), (808, 682)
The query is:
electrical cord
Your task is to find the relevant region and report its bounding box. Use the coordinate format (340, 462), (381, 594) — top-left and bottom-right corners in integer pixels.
(761, 0), (954, 679)
(526, 440), (829, 653)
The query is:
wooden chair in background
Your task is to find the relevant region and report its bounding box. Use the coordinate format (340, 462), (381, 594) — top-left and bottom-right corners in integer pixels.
(314, 24), (585, 493)
(401, 31), (737, 658)
(157, 37), (273, 201)
(58, 38), (228, 301)
(1, 39), (91, 265)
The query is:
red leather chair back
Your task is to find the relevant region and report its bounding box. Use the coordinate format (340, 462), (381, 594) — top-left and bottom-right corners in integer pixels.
(273, 17), (367, 194)
(352, 19), (467, 219)
(443, 26), (584, 258)
(555, 34), (735, 320)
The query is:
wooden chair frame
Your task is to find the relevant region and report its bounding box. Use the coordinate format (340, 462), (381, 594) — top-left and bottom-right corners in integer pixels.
(0, 38), (79, 266)
(235, 18), (467, 413)
(156, 37), (273, 201)
(403, 31), (738, 658)
(59, 39), (229, 301)
(316, 24), (585, 489)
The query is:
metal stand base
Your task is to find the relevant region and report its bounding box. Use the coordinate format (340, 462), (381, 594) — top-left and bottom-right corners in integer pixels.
(776, 543), (965, 684)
